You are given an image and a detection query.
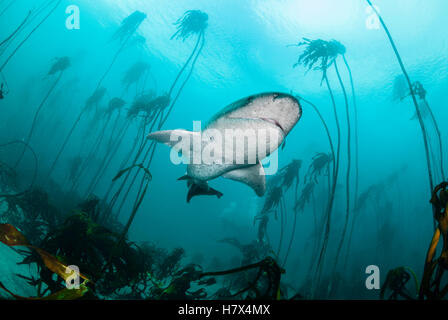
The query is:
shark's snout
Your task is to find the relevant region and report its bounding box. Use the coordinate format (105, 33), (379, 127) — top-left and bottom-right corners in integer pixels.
(265, 93), (302, 135)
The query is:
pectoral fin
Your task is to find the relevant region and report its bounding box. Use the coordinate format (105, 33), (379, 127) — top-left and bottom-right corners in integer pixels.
(147, 130), (198, 159)
(147, 130), (196, 147)
(222, 162), (266, 196)
(186, 182), (224, 203)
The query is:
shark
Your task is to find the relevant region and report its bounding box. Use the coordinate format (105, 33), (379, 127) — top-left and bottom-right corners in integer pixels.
(147, 92), (302, 202)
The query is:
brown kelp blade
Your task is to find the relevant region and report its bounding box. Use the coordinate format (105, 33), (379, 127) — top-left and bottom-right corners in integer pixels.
(0, 224), (90, 299)
(40, 282), (89, 300)
(32, 247), (89, 282)
(0, 224), (29, 246)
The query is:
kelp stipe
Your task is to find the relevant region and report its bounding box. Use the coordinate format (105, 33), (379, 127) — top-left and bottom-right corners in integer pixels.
(48, 11), (146, 177)
(366, 0), (436, 208)
(106, 10), (209, 240)
(15, 57), (70, 167)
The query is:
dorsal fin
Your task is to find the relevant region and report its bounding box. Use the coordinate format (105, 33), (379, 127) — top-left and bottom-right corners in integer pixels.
(222, 162), (266, 196)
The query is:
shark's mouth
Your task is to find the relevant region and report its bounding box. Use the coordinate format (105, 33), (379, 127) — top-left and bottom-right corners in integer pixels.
(228, 116), (286, 135)
(260, 117), (286, 135)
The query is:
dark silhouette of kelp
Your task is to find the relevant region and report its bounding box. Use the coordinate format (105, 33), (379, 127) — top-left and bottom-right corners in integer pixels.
(366, 0), (436, 208)
(48, 11), (146, 177)
(15, 57), (71, 167)
(292, 37), (357, 295)
(105, 10), (208, 242)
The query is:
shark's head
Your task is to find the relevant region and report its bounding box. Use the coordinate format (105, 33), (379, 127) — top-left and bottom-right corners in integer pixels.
(214, 92), (302, 136)
(258, 92), (302, 135)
